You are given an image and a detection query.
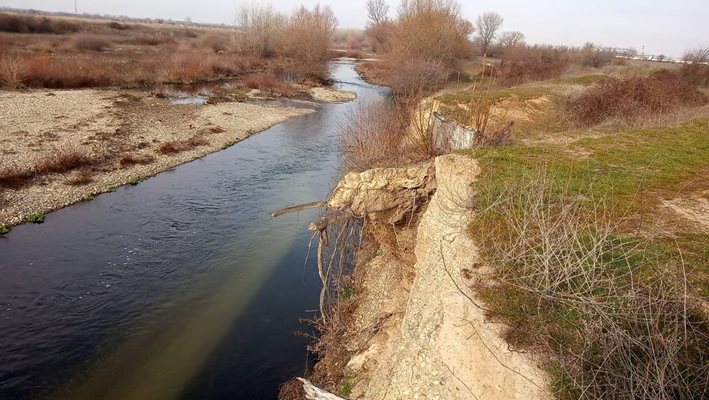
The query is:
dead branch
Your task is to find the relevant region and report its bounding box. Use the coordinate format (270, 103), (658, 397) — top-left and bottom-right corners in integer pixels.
(271, 201), (326, 217)
(296, 378), (347, 400)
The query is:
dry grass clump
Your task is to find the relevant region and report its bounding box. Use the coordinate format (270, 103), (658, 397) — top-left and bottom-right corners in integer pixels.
(72, 33), (113, 52)
(157, 137), (208, 155)
(568, 70), (708, 126)
(203, 126), (226, 134)
(245, 72), (279, 89)
(22, 54), (115, 88)
(0, 52), (26, 87)
(34, 147), (92, 175)
(0, 163), (33, 188)
(119, 153), (155, 167)
(0, 147), (92, 188)
(65, 169), (95, 186)
(200, 32), (230, 53)
(473, 174), (709, 400)
(339, 100), (408, 172)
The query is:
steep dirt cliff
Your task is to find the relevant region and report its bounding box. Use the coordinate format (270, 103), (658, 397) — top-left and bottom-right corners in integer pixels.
(335, 154), (550, 399)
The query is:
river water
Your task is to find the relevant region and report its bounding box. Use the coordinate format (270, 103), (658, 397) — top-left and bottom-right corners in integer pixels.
(0, 61), (386, 400)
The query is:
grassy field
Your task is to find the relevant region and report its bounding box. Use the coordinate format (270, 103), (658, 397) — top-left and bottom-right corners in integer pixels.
(453, 69), (709, 399)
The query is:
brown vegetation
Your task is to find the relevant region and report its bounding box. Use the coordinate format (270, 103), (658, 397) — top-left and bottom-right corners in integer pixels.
(0, 13), (80, 34)
(0, 146), (92, 188)
(157, 137), (209, 155)
(72, 33), (113, 52)
(119, 154), (156, 167)
(0, 6), (337, 89)
(244, 72), (278, 89)
(339, 101), (407, 171)
(497, 45), (573, 85)
(680, 46), (709, 87)
(568, 70), (707, 126)
(474, 174), (708, 400)
(386, 0), (474, 93)
(65, 169), (95, 186)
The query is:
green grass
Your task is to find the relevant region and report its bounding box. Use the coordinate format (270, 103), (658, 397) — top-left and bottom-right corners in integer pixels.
(438, 85), (554, 105)
(336, 380), (353, 397)
(26, 213), (46, 224)
(466, 118), (709, 399)
(128, 178), (140, 186)
(553, 74), (611, 86)
(467, 119), (709, 208)
(0, 224), (10, 235)
(340, 287), (355, 300)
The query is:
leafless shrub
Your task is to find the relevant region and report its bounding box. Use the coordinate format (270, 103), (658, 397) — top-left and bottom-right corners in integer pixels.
(385, 0), (473, 93)
(578, 42), (615, 68)
(0, 52), (26, 87)
(475, 173), (709, 400)
(73, 33), (113, 52)
(568, 70), (708, 126)
(280, 5), (337, 80)
(498, 44), (572, 85)
(387, 58), (450, 94)
(339, 100), (408, 172)
(680, 46), (709, 87)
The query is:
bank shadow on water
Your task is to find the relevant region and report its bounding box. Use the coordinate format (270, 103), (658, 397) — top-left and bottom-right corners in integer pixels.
(0, 61), (387, 400)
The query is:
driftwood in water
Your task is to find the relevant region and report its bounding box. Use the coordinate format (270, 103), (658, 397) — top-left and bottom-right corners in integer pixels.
(271, 200), (355, 327)
(297, 378), (347, 400)
(271, 201), (326, 218)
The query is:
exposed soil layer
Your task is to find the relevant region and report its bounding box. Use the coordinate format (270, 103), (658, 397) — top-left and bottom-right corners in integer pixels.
(309, 155), (550, 399)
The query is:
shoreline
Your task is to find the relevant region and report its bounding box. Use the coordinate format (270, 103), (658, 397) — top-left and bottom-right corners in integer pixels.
(0, 88), (323, 229)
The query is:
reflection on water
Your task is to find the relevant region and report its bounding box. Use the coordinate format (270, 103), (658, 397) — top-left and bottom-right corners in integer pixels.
(0, 61), (387, 400)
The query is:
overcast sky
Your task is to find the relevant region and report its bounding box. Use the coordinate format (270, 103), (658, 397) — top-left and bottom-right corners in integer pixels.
(1, 0), (707, 57)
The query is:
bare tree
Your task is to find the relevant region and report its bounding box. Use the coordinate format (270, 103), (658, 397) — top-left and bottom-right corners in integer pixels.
(475, 11), (503, 56)
(366, 0), (390, 24)
(236, 4), (286, 57)
(497, 31), (524, 48)
(683, 46), (709, 63)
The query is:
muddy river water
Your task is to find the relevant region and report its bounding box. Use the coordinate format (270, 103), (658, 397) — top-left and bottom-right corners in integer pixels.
(0, 61), (386, 399)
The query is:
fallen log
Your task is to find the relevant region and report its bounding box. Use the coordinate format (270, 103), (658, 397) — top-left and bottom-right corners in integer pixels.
(271, 201), (326, 218)
(297, 378), (347, 400)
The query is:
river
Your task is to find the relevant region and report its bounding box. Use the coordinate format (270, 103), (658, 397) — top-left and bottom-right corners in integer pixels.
(0, 60), (386, 400)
